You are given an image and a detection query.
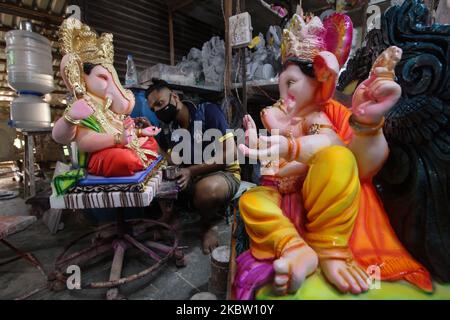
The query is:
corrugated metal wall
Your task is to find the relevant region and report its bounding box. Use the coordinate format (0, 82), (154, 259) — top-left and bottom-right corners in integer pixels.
(69, 0), (223, 79)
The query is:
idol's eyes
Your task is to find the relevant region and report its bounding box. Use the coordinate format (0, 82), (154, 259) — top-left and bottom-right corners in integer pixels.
(287, 80), (296, 88)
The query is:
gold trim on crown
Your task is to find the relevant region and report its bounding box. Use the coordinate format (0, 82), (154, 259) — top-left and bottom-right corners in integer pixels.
(281, 13), (326, 64)
(59, 18), (114, 66)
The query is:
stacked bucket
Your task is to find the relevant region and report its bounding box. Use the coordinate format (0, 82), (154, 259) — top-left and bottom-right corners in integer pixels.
(5, 21), (54, 129)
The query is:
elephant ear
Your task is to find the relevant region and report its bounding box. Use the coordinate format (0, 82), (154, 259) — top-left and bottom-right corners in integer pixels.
(323, 13), (353, 68)
(60, 53), (86, 98)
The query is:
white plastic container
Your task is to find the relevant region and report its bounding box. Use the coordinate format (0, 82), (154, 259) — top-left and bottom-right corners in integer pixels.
(6, 26), (54, 129)
(5, 29), (54, 94)
(10, 95), (51, 129)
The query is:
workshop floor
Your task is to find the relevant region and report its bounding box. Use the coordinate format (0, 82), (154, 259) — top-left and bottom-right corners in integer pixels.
(0, 171), (232, 300)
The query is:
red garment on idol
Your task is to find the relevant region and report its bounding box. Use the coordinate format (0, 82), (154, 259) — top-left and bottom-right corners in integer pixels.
(87, 137), (158, 177)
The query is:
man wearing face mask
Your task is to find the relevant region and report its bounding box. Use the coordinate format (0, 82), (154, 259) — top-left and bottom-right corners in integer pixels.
(146, 79), (241, 255)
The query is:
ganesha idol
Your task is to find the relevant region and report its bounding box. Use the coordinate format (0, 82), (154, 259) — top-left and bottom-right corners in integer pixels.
(52, 18), (160, 195)
(234, 11), (435, 299)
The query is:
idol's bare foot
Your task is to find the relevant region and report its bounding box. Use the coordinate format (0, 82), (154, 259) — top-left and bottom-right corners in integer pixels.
(201, 226), (219, 255)
(320, 258), (370, 294)
(273, 245), (319, 296)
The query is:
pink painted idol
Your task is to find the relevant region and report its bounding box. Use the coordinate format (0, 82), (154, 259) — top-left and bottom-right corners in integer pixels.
(52, 18), (161, 195)
(234, 9), (432, 299)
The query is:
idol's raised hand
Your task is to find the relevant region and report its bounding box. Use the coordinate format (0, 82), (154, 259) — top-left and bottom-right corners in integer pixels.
(352, 46), (403, 125)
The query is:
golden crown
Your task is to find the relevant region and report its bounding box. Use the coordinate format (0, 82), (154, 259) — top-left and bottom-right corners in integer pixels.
(59, 18), (114, 66)
(281, 13), (326, 63)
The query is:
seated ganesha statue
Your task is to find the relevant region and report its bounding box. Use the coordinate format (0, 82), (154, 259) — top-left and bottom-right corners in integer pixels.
(234, 11), (434, 299)
(52, 18), (160, 195)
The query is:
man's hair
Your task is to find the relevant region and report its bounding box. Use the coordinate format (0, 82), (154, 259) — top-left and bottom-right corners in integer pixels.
(146, 78), (171, 98)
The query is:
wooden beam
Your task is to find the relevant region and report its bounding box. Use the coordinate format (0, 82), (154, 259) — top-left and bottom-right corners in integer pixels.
(0, 2), (64, 26)
(167, 0), (194, 12)
(239, 0), (247, 114)
(0, 23), (60, 34)
(0, 26), (13, 32)
(361, 1), (370, 41)
(224, 0), (233, 96)
(169, 10), (175, 66)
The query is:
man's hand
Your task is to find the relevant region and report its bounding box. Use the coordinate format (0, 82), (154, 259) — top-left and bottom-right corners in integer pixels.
(176, 168), (192, 191)
(134, 117), (152, 129)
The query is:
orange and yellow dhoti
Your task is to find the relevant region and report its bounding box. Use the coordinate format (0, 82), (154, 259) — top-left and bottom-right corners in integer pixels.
(241, 145), (361, 261)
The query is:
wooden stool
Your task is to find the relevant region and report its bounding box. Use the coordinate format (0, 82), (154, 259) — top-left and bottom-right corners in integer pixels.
(49, 161), (186, 300)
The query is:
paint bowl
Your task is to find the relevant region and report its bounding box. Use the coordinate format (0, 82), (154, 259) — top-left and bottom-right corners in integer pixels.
(163, 166), (179, 181)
